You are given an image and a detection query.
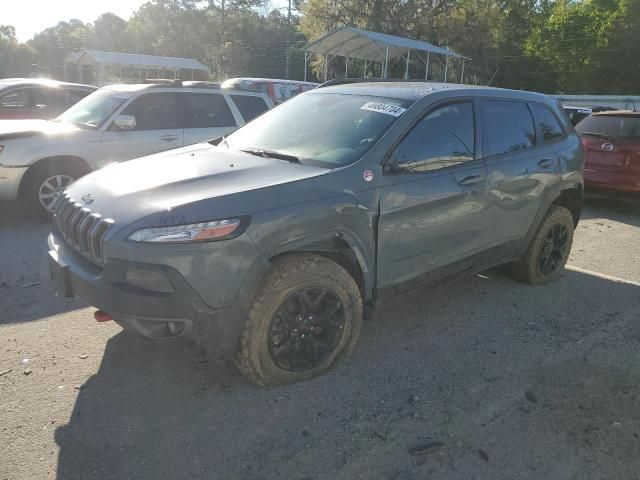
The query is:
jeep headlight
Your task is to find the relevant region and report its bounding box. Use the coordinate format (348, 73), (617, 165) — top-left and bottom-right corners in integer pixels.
(128, 218), (246, 243)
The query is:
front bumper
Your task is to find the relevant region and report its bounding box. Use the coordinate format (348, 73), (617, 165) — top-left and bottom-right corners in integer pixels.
(0, 164), (28, 201)
(48, 233), (244, 361)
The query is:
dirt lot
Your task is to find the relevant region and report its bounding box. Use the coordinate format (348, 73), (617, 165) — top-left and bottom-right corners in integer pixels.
(1, 195), (639, 480)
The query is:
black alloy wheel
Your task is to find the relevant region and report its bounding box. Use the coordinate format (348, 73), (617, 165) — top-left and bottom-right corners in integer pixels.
(539, 223), (570, 275)
(268, 288), (345, 372)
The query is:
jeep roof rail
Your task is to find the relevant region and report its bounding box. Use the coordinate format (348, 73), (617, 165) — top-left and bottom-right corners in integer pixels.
(317, 78), (434, 88)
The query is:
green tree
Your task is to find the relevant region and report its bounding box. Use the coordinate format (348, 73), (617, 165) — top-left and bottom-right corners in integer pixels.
(527, 0), (640, 93)
(29, 19), (92, 75)
(0, 25), (38, 78)
(91, 13), (131, 52)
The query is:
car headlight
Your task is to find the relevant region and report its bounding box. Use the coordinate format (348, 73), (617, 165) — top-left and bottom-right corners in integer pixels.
(128, 218), (247, 243)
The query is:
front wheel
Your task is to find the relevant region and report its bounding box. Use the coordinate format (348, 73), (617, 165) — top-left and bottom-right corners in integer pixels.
(23, 161), (87, 219)
(512, 205), (574, 285)
(234, 253), (363, 386)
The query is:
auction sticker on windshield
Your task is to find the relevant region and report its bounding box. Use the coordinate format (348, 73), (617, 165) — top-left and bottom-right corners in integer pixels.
(360, 102), (407, 117)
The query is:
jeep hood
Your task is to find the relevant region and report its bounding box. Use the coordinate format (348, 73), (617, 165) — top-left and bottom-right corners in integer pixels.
(0, 119), (79, 141)
(62, 143), (329, 226)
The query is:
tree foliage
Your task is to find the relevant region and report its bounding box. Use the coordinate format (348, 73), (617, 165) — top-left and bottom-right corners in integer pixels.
(0, 0), (638, 93)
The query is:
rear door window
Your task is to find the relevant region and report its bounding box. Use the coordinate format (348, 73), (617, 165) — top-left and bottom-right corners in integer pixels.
(481, 100), (536, 157)
(46, 89), (68, 109)
(183, 93), (236, 128)
(121, 93), (181, 130)
(230, 95), (269, 122)
(531, 103), (564, 143)
(393, 101), (475, 171)
(576, 115), (640, 140)
(26, 88), (48, 108)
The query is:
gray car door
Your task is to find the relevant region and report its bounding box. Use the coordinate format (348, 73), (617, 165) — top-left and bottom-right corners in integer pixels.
(100, 92), (184, 161)
(377, 100), (491, 288)
(480, 99), (560, 248)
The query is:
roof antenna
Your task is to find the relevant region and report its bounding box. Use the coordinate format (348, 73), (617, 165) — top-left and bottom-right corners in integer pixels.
(487, 65), (501, 86)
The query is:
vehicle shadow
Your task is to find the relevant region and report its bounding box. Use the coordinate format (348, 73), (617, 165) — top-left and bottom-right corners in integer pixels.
(582, 192), (640, 227)
(0, 203), (87, 324)
(55, 268), (640, 480)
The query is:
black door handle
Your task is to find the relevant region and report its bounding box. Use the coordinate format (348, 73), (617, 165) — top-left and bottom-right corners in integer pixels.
(537, 159), (553, 169)
(456, 174), (484, 186)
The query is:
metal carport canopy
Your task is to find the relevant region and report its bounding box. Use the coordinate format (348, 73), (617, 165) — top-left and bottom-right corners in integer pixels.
(305, 27), (468, 64)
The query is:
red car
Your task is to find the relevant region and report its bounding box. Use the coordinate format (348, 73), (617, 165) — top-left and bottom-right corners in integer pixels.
(221, 78), (318, 105)
(576, 110), (640, 193)
(0, 78), (96, 120)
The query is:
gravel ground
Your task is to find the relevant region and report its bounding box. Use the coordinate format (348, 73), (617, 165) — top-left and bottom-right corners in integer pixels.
(1, 195), (639, 480)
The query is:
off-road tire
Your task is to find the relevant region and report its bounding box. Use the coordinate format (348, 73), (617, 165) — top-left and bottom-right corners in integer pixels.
(512, 205), (574, 285)
(24, 160), (88, 220)
(234, 253), (363, 386)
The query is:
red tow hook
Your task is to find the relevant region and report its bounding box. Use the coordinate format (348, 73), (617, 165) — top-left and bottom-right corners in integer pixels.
(94, 310), (113, 322)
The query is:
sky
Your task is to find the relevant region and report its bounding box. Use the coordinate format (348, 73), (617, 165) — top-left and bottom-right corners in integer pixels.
(3, 0), (290, 42)
(3, 0), (148, 42)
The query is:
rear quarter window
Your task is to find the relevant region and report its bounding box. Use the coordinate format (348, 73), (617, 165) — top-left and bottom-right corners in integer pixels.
(231, 95), (269, 122)
(530, 103), (564, 143)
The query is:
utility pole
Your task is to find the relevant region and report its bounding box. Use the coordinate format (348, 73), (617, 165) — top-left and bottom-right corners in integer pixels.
(285, 0), (292, 79)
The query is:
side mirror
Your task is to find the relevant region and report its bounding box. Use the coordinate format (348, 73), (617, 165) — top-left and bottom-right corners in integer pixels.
(113, 114), (136, 130)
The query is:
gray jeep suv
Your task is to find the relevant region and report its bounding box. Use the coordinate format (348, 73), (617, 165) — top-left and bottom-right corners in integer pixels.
(48, 81), (584, 386)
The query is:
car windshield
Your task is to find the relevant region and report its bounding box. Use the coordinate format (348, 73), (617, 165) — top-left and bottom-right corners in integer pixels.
(224, 92), (412, 167)
(56, 90), (130, 129)
(576, 115), (640, 139)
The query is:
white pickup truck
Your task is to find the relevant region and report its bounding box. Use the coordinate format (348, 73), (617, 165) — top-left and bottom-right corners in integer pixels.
(0, 81), (273, 217)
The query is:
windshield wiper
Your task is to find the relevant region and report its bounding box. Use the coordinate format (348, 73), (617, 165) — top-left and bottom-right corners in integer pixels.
(580, 131), (610, 140)
(239, 148), (301, 163)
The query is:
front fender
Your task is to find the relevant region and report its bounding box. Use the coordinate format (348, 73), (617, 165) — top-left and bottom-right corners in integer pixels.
(247, 193), (378, 301)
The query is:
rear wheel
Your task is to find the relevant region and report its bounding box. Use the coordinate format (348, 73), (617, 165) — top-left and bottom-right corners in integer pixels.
(234, 253), (363, 386)
(512, 205), (574, 285)
(23, 161), (88, 219)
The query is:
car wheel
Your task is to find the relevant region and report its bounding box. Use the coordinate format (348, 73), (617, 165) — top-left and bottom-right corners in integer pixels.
(512, 205), (574, 285)
(24, 162), (86, 219)
(234, 253), (363, 386)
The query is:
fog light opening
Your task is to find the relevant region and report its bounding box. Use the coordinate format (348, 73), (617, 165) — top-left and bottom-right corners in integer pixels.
(166, 321), (185, 336)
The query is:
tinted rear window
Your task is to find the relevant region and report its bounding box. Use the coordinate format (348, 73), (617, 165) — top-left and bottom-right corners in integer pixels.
(482, 100), (536, 157)
(531, 103), (564, 142)
(576, 115), (640, 139)
(231, 95), (269, 122)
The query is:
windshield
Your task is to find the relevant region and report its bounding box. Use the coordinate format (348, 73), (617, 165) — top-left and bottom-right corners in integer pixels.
(224, 92), (412, 167)
(577, 115), (640, 139)
(56, 90), (130, 129)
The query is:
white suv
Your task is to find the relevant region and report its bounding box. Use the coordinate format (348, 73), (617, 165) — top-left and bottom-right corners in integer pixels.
(0, 81), (273, 217)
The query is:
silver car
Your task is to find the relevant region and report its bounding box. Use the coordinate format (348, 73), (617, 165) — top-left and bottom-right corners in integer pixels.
(0, 81), (273, 216)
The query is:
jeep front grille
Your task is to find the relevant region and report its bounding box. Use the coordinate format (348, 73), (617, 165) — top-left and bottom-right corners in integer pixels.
(54, 195), (114, 263)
